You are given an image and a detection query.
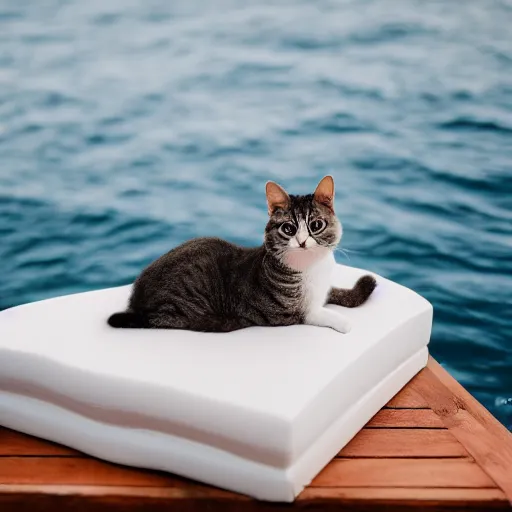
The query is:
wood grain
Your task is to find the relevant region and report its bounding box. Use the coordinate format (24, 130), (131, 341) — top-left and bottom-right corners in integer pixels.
(412, 358), (512, 503)
(0, 484), (241, 500)
(0, 484), (505, 502)
(385, 383), (429, 408)
(312, 458), (497, 488)
(365, 409), (445, 428)
(0, 485), (509, 511)
(0, 428), (80, 457)
(0, 457), (184, 487)
(339, 429), (468, 458)
(298, 486), (509, 503)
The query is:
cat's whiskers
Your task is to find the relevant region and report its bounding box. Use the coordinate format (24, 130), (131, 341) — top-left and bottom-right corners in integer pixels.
(341, 247), (364, 255)
(334, 247), (351, 262)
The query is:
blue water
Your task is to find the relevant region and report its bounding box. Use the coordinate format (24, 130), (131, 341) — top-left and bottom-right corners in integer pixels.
(1, 1), (511, 427)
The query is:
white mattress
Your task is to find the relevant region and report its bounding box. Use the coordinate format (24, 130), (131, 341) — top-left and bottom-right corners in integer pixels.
(0, 264), (432, 501)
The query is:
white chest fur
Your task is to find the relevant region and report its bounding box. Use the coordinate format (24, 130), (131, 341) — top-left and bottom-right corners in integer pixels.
(301, 251), (336, 314)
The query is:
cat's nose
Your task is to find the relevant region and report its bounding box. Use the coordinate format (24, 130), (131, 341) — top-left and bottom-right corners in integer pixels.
(296, 230), (308, 247)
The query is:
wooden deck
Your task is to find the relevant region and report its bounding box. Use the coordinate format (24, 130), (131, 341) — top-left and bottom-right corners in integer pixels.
(1, 356), (511, 511)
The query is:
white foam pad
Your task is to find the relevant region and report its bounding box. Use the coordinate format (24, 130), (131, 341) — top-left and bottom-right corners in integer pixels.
(0, 264), (432, 501)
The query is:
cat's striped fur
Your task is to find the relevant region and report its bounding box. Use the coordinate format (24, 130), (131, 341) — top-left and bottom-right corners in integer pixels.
(108, 176), (376, 332)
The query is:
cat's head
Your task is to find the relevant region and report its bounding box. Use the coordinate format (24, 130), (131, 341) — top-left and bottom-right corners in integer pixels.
(264, 176), (342, 271)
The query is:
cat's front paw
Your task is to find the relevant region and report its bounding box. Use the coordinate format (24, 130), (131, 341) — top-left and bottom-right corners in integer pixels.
(331, 314), (352, 334)
(306, 308), (352, 334)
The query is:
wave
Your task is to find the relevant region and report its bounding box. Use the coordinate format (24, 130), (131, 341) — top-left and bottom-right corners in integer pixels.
(437, 117), (512, 134)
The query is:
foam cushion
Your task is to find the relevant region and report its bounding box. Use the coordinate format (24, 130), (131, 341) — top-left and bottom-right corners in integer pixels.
(0, 264), (432, 501)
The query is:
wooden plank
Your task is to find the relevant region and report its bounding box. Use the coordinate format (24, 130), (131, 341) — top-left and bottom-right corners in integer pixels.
(0, 457), (185, 487)
(0, 485), (509, 511)
(366, 409), (445, 428)
(312, 458), (497, 488)
(0, 428), (80, 457)
(0, 484), (240, 499)
(412, 358), (512, 503)
(299, 486), (509, 504)
(339, 429), (468, 458)
(385, 383), (429, 408)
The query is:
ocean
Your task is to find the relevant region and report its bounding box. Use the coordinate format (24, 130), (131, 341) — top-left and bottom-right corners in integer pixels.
(0, 0), (511, 427)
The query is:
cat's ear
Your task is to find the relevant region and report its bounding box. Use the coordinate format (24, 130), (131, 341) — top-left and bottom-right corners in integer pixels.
(314, 175), (335, 212)
(266, 181), (290, 215)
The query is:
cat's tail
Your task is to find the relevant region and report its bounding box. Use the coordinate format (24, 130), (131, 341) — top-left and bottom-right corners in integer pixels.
(107, 311), (146, 328)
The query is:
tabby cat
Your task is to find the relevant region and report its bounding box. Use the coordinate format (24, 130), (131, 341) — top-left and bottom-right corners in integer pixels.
(108, 176), (376, 333)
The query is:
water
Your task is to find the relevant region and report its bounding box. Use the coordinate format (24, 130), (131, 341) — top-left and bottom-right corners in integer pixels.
(0, 0), (511, 428)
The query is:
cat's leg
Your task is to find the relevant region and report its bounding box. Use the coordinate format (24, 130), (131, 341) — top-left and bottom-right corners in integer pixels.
(305, 308), (352, 334)
(146, 311), (190, 329)
(327, 275), (376, 308)
(147, 310), (254, 333)
(202, 316), (254, 333)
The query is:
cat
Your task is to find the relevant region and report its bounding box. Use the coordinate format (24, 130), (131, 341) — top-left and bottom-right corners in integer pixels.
(108, 176), (376, 333)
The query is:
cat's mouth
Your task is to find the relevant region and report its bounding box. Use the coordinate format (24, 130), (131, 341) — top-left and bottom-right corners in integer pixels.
(291, 237), (319, 250)
(283, 245), (329, 270)
(288, 244), (328, 253)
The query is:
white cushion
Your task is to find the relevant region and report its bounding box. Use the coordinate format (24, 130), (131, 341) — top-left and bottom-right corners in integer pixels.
(0, 264), (432, 501)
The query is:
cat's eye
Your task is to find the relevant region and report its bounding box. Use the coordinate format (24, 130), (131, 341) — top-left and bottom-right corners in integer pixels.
(279, 222), (297, 237)
(309, 219), (326, 234)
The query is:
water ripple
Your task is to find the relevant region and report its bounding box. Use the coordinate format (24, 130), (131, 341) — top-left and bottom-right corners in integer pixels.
(438, 117), (512, 134)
